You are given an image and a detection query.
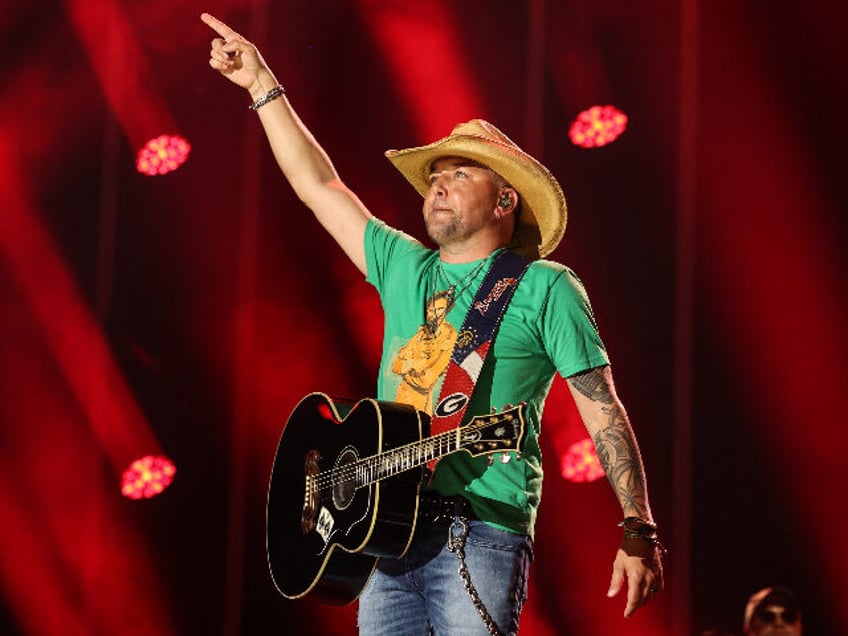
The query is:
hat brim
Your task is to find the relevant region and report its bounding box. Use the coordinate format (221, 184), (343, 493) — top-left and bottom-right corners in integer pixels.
(385, 127), (566, 259)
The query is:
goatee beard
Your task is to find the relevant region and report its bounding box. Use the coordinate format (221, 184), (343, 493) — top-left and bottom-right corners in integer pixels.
(426, 217), (464, 246)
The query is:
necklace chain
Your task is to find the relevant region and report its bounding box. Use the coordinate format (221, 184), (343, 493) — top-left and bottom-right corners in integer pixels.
(424, 258), (487, 334)
(437, 259), (487, 303)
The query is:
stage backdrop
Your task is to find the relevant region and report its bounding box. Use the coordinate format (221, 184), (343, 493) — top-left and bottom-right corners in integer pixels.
(1, 1), (845, 634)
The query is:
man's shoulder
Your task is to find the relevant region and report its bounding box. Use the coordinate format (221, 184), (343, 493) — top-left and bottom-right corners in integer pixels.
(367, 217), (428, 255)
(524, 256), (573, 281)
(519, 257), (594, 303)
(365, 217), (436, 289)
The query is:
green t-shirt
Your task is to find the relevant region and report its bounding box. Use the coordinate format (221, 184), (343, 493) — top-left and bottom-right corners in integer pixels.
(364, 218), (609, 537)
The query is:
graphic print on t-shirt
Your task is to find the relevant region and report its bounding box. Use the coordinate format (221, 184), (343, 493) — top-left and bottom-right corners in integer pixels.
(390, 290), (457, 413)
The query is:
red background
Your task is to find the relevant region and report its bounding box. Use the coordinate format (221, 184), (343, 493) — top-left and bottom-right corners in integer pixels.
(1, 1), (845, 634)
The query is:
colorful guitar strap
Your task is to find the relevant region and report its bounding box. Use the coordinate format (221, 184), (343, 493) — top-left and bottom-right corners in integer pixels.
(427, 249), (531, 474)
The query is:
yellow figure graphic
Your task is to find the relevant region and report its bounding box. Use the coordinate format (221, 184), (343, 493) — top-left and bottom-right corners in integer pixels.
(392, 291), (457, 413)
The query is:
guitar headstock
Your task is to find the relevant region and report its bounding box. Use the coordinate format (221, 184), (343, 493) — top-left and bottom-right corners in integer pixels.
(459, 404), (527, 458)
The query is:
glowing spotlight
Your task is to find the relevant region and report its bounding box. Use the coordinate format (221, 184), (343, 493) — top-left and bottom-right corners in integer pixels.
(135, 134), (191, 176)
(560, 437), (605, 483)
(121, 455), (176, 499)
(568, 105), (628, 148)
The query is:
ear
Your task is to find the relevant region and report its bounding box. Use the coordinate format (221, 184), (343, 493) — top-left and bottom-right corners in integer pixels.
(497, 188), (518, 215)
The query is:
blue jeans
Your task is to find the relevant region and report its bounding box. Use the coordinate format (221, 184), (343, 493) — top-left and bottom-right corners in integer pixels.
(357, 517), (533, 635)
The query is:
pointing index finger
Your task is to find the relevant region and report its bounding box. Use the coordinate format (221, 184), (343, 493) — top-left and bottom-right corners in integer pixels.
(201, 12), (237, 41)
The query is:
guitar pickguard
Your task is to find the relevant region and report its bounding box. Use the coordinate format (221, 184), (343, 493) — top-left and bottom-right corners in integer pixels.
(332, 446), (359, 510)
(315, 506), (335, 543)
(301, 444), (371, 554)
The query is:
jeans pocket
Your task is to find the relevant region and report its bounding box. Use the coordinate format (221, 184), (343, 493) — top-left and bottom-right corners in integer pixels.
(465, 520), (533, 554)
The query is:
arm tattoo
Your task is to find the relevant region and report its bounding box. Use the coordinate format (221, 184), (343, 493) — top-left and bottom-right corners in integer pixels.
(567, 367), (614, 404)
(592, 408), (648, 514)
(567, 367), (648, 516)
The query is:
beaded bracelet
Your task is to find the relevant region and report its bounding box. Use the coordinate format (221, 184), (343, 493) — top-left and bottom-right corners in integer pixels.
(249, 85), (285, 111)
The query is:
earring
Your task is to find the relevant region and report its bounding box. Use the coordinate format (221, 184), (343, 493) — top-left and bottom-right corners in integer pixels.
(499, 194), (511, 209)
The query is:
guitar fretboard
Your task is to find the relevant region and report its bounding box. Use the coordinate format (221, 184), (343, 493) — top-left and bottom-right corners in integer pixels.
(354, 424), (469, 486)
(309, 412), (520, 497)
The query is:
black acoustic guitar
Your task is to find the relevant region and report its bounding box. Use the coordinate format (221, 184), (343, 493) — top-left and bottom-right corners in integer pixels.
(266, 392), (526, 605)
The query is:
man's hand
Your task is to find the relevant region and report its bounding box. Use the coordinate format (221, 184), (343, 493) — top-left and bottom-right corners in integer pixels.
(607, 547), (664, 617)
(201, 13), (273, 95)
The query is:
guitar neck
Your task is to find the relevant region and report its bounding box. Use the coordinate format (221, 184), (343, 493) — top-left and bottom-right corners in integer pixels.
(352, 420), (488, 487)
(312, 406), (523, 492)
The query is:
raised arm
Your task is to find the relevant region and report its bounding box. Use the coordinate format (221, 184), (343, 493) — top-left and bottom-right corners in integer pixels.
(201, 13), (370, 274)
(565, 365), (664, 617)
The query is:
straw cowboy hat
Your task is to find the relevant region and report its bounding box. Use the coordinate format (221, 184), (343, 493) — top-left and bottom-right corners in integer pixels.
(385, 119), (567, 259)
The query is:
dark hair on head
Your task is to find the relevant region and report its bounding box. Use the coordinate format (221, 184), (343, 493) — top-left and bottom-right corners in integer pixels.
(430, 289), (455, 310)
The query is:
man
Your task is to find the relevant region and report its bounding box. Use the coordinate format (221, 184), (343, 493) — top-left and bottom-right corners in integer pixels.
(202, 12), (663, 635)
(743, 587), (803, 636)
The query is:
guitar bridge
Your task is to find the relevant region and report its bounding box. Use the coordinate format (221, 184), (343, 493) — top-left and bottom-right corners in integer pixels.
(302, 449), (320, 533)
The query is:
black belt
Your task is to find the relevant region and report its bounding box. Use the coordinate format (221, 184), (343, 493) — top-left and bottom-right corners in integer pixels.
(417, 493), (477, 524)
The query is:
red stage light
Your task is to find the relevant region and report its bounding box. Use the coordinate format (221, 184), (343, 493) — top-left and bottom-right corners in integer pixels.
(135, 134), (191, 176)
(568, 105), (628, 148)
(120, 455), (176, 499)
(560, 437), (605, 483)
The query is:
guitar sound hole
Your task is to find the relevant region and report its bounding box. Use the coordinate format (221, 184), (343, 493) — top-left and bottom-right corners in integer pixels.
(332, 446), (358, 510)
